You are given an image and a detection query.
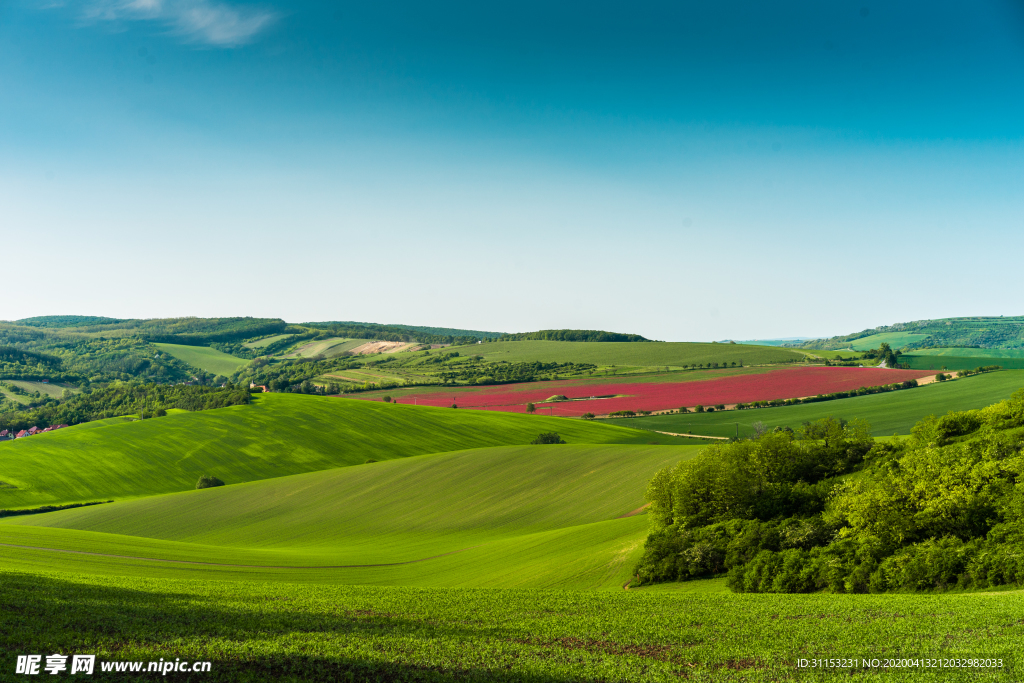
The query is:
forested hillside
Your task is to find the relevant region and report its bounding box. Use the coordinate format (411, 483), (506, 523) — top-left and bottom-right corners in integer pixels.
(637, 390), (1024, 593)
(799, 316), (1024, 351)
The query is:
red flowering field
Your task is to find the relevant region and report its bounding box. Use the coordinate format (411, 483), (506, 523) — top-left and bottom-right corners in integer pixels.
(349, 366), (929, 416)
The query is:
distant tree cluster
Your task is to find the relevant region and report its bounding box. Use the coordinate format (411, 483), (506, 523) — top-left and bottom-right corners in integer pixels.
(734, 380), (920, 411)
(438, 360), (596, 385)
(498, 329), (651, 343)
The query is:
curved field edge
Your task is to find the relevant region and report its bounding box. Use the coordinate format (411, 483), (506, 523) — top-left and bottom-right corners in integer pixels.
(0, 394), (657, 509)
(2, 570), (1022, 682)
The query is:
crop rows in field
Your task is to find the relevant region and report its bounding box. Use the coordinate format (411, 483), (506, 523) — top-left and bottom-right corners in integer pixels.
(354, 367), (929, 416)
(3, 571), (1022, 682)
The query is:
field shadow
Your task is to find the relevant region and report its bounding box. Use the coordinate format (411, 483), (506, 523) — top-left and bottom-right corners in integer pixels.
(0, 572), (600, 682)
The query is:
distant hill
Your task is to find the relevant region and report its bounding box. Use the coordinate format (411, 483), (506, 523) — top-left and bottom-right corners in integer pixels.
(796, 316), (1024, 351)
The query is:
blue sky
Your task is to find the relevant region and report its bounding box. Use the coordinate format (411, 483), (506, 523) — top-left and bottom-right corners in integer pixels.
(3, 0), (1023, 340)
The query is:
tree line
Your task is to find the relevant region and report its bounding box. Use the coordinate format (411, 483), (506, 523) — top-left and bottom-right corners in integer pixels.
(0, 382), (250, 432)
(498, 329), (651, 342)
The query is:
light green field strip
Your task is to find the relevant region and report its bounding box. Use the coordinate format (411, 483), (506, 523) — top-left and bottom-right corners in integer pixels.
(402, 340), (804, 367)
(153, 342), (248, 376)
(0, 394), (661, 509)
(242, 333), (293, 349)
(605, 370), (1024, 438)
(847, 332), (930, 350)
(903, 355), (1024, 371)
(281, 337), (367, 358)
(914, 347), (1024, 358)
(7, 380), (74, 398)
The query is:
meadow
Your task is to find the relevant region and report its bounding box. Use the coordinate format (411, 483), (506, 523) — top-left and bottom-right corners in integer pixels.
(153, 343), (248, 377)
(902, 355), (1024, 371)
(605, 370), (1024, 438)
(2, 570), (1020, 682)
(7, 380), (72, 399)
(242, 333), (294, 349)
(0, 394), (660, 509)
(909, 347), (1024, 358)
(282, 337), (367, 358)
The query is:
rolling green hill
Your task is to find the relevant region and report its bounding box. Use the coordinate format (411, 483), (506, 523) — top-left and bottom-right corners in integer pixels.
(1, 444), (695, 588)
(601, 370), (1024, 438)
(0, 393), (658, 509)
(153, 343), (248, 377)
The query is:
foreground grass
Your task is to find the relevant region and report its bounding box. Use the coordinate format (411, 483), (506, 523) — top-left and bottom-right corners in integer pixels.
(0, 395), (657, 508)
(1, 570), (1019, 682)
(604, 370), (1024, 438)
(153, 343), (249, 377)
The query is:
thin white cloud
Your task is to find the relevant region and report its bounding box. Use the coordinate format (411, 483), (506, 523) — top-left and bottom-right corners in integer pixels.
(83, 0), (276, 47)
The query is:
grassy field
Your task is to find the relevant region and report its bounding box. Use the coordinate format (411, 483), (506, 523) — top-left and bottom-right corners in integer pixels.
(1, 443), (695, 588)
(153, 343), (248, 376)
(8, 380), (74, 399)
(242, 333), (293, 349)
(903, 355), (1024, 371)
(910, 347), (1024, 358)
(846, 332), (931, 351)
(420, 340), (805, 368)
(282, 337), (367, 358)
(0, 394), (661, 509)
(2, 571), (1020, 681)
(601, 370), (1024, 438)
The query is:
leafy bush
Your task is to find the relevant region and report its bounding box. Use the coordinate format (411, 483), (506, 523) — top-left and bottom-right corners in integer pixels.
(195, 476), (225, 489)
(530, 432), (566, 444)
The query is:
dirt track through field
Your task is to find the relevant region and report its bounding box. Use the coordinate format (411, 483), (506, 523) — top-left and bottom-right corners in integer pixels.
(0, 542), (484, 570)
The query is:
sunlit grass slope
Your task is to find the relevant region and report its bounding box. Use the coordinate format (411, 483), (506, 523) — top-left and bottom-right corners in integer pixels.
(606, 370), (1024, 438)
(153, 342), (248, 376)
(846, 331), (930, 350)
(0, 394), (659, 509)
(2, 444), (697, 588)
